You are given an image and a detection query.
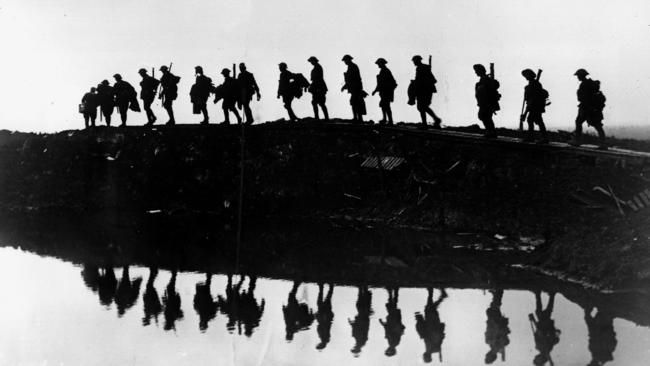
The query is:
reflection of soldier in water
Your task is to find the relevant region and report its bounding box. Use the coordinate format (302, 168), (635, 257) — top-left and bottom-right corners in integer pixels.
(142, 267), (162, 327)
(218, 273), (244, 333)
(282, 281), (315, 341)
(239, 275), (265, 337)
(584, 307), (617, 366)
(97, 267), (118, 306)
(529, 291), (560, 366)
(193, 273), (218, 332)
(162, 270), (184, 331)
(115, 266), (143, 317)
(416, 288), (448, 363)
(315, 283), (334, 350)
(349, 285), (373, 356)
(81, 265), (100, 292)
(485, 289), (510, 364)
(379, 287), (406, 357)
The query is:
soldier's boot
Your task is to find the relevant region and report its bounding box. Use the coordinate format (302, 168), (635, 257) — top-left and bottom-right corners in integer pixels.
(313, 105), (320, 120)
(234, 109), (242, 124)
(322, 106), (329, 121)
(537, 124), (549, 144)
(430, 110), (442, 129)
(200, 109), (209, 125)
(569, 120), (583, 146)
(222, 110), (230, 125)
(386, 109), (393, 125)
(596, 125), (607, 150)
(288, 108), (298, 122)
(521, 123), (535, 142)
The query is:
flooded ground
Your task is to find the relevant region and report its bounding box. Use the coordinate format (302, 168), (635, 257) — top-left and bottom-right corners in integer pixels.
(1, 245), (649, 365)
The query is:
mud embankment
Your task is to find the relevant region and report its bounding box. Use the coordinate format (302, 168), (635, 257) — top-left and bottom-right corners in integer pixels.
(0, 123), (649, 289)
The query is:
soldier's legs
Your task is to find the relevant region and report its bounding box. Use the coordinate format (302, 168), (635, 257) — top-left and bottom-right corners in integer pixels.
(118, 103), (128, 126)
(83, 113), (90, 129)
(312, 101), (320, 120)
(478, 107), (496, 137)
(231, 106), (242, 124)
(90, 110), (97, 127)
(144, 100), (155, 124)
(102, 106), (112, 126)
(386, 106), (393, 124)
(321, 104), (329, 121)
(243, 101), (254, 123)
(201, 105), (209, 124)
(163, 100), (175, 124)
(283, 97), (297, 121)
(426, 108), (442, 127)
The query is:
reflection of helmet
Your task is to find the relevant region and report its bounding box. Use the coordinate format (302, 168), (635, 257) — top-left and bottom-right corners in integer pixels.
(412, 55), (422, 62)
(521, 68), (536, 79)
(342, 54), (353, 61)
(159, 65), (168, 72)
(375, 58), (387, 65)
(221, 68), (230, 76)
(279, 62), (287, 69)
(308, 56), (318, 63)
(385, 348), (396, 357)
(138, 68), (147, 74)
(195, 66), (203, 73)
(90, 87), (97, 92)
(574, 68), (589, 76)
(473, 64), (486, 74)
(113, 73), (122, 80)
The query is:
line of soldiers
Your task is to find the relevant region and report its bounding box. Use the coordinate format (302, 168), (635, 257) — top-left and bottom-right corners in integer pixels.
(80, 57), (608, 149)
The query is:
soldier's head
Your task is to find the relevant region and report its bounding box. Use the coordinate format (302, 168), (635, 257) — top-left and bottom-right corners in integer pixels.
(473, 64), (486, 77)
(221, 68), (231, 77)
(90, 87), (97, 93)
(375, 58), (387, 68)
(159, 65), (169, 73)
(521, 68), (536, 80)
(308, 56), (319, 65)
(411, 55), (423, 65)
(342, 54), (353, 64)
(101, 80), (109, 86)
(239, 63), (247, 72)
(574, 68), (589, 81)
(278, 62), (287, 71)
(113, 74), (122, 81)
(138, 68), (148, 76)
(195, 66), (204, 75)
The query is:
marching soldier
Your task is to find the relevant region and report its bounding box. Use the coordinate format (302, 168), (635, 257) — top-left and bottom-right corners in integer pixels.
(341, 55), (367, 122)
(372, 58), (397, 125)
(520, 69), (549, 143)
(96, 80), (114, 126)
(473, 64), (500, 138)
(277, 62), (299, 122)
(190, 66), (213, 124)
(81, 87), (99, 128)
(237, 63), (260, 124)
(138, 68), (160, 126)
(570, 69), (607, 149)
(112, 74), (139, 127)
(307, 56), (329, 121)
(159, 65), (180, 125)
(410, 55), (441, 128)
(217, 68), (242, 124)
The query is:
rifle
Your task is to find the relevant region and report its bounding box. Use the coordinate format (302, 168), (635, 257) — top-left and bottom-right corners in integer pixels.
(519, 69), (543, 130)
(489, 63), (495, 79)
(428, 55), (432, 67)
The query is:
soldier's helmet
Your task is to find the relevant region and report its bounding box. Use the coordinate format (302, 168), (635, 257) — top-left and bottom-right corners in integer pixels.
(342, 54), (353, 62)
(90, 87), (97, 92)
(473, 64), (486, 74)
(195, 66), (203, 73)
(574, 68), (589, 76)
(521, 69), (536, 79)
(412, 55), (422, 62)
(239, 62), (246, 69)
(221, 68), (231, 76)
(308, 56), (319, 63)
(101, 80), (109, 86)
(375, 58), (387, 65)
(159, 65), (169, 72)
(113, 74), (122, 80)
(279, 62), (287, 69)
(138, 68), (147, 75)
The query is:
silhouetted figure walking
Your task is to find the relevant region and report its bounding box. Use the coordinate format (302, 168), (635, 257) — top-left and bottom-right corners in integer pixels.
(308, 56), (329, 121)
(484, 289), (510, 364)
(96, 80), (114, 126)
(520, 69), (549, 143)
(237, 63), (260, 124)
(138, 68), (159, 126)
(349, 285), (373, 356)
(569, 69), (607, 149)
(142, 267), (162, 327)
(190, 66), (213, 124)
(216, 68), (242, 124)
(372, 58), (397, 125)
(379, 287), (405, 357)
(81, 87), (99, 128)
(315, 283), (334, 350)
(112, 74), (139, 127)
(162, 270), (184, 331)
(239, 275), (265, 337)
(473, 64), (500, 138)
(282, 281), (314, 341)
(409, 55), (441, 128)
(277, 62), (299, 122)
(193, 272), (218, 332)
(218, 273), (243, 334)
(97, 267), (118, 306)
(584, 307), (617, 366)
(416, 288), (448, 363)
(341, 55), (367, 122)
(114, 266), (143, 317)
(159, 65), (180, 125)
(529, 291), (560, 366)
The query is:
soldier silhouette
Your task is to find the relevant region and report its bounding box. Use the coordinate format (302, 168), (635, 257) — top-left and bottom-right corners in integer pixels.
(484, 289), (510, 364)
(237, 63), (260, 124)
(473, 64), (500, 138)
(315, 282), (334, 350)
(349, 285), (373, 356)
(97, 267), (118, 306)
(112, 74), (139, 127)
(114, 266), (143, 317)
(81, 87), (99, 128)
(162, 270), (184, 331)
(379, 287), (405, 357)
(341, 54), (367, 122)
(190, 66), (213, 124)
(282, 281), (315, 341)
(159, 65), (180, 125)
(239, 275), (265, 337)
(520, 69), (549, 143)
(96, 80), (114, 126)
(216, 68), (242, 124)
(81, 265), (100, 293)
(277, 62), (299, 122)
(372, 58), (397, 125)
(138, 68), (159, 126)
(529, 291), (560, 366)
(570, 69), (607, 149)
(142, 267), (162, 327)
(415, 288), (448, 363)
(584, 306), (617, 366)
(410, 55), (441, 129)
(217, 273), (244, 334)
(308, 56), (329, 121)
(193, 272), (218, 332)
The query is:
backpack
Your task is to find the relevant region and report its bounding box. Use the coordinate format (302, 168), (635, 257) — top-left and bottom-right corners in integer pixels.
(490, 78), (501, 111)
(592, 80), (606, 111)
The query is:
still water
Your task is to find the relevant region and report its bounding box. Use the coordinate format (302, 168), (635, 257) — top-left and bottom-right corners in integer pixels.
(0, 247), (649, 366)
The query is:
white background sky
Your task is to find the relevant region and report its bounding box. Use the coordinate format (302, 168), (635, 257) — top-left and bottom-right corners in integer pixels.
(0, 0), (649, 132)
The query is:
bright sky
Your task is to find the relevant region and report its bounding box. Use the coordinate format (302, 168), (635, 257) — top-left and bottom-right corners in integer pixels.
(0, 0), (649, 132)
